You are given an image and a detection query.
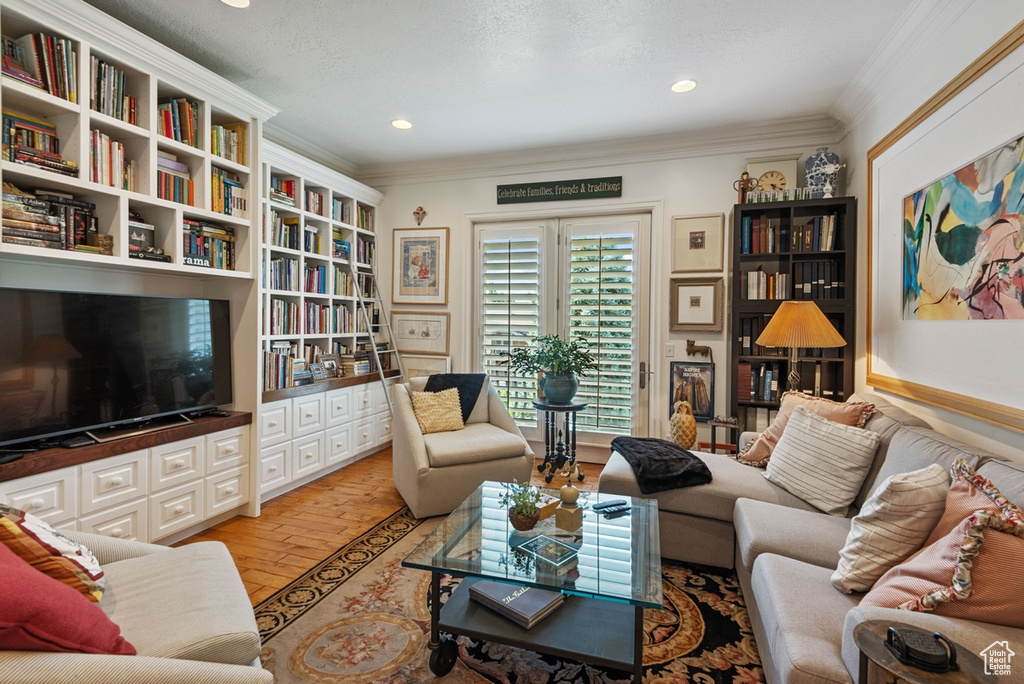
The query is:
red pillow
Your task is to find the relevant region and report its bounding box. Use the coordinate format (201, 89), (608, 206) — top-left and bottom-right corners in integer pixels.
(0, 542), (135, 655)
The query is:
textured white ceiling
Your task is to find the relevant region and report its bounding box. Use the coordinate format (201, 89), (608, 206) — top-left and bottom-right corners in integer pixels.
(81, 0), (914, 169)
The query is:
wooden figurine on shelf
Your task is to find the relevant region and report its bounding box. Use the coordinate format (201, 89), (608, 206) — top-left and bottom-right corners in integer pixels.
(733, 172), (758, 204)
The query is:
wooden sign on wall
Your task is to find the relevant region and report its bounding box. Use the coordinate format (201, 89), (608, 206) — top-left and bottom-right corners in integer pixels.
(496, 176), (622, 204)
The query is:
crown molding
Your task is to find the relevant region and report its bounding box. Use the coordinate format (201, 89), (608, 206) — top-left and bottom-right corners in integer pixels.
(263, 139), (383, 204)
(263, 124), (361, 179)
(830, 0), (972, 136)
(354, 117), (842, 187)
(6, 0), (279, 121)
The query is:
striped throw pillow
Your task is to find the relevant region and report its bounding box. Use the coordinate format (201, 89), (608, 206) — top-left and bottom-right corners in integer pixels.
(0, 504), (106, 601)
(831, 463), (949, 594)
(763, 406), (881, 516)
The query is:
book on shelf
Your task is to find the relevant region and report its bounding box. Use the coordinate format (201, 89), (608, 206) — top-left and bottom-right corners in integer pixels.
(12, 32), (77, 102)
(467, 580), (565, 630)
(513, 534), (579, 576)
(2, 34), (42, 88)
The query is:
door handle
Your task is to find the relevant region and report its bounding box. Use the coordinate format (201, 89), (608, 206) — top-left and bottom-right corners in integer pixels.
(638, 361), (654, 389)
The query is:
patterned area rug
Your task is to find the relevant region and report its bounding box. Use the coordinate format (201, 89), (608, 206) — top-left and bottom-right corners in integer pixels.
(255, 507), (763, 683)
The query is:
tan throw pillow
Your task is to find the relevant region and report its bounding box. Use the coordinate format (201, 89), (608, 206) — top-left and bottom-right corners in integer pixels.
(0, 504), (106, 601)
(737, 391), (874, 467)
(860, 508), (1024, 628)
(763, 406), (881, 516)
(831, 464), (949, 594)
(411, 387), (465, 434)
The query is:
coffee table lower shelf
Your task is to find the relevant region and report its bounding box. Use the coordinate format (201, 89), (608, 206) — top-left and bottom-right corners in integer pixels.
(430, 575), (643, 681)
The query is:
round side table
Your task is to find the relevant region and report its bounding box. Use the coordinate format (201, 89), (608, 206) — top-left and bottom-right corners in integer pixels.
(853, 620), (989, 684)
(532, 399), (588, 483)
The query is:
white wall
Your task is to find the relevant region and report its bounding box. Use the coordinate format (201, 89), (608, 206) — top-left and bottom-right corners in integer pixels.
(843, 1), (1024, 464)
(375, 146), (833, 443)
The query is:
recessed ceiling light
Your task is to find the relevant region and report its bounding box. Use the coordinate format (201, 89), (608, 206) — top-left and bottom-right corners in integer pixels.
(391, 119), (412, 130)
(220, 0), (250, 7)
(671, 79), (697, 93)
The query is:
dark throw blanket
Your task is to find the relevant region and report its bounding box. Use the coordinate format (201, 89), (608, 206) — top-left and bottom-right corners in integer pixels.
(610, 436), (712, 495)
(423, 373), (487, 424)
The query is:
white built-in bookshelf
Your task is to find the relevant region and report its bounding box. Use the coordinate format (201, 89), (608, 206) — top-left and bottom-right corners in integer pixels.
(0, 0), (275, 277)
(260, 140), (387, 393)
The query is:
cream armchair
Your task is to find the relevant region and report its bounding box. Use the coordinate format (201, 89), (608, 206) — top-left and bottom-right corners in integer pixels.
(0, 531), (271, 684)
(393, 376), (535, 518)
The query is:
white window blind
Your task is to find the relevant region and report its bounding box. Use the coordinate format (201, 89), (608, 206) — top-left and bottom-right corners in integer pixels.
(568, 232), (633, 435)
(480, 230), (542, 425)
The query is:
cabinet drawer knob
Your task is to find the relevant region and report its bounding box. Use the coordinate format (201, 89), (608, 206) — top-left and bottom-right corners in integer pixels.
(225, 486), (235, 495)
(224, 446), (236, 454)
(173, 505), (186, 515)
(305, 452), (313, 460)
(268, 420), (278, 428)
(172, 460), (185, 469)
(268, 465), (278, 473)
(110, 476), (124, 487)
(305, 412), (313, 418)
(111, 528), (124, 538)
(27, 498), (44, 510)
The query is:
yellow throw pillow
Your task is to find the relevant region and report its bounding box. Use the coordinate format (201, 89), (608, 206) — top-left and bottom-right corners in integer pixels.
(411, 387), (465, 434)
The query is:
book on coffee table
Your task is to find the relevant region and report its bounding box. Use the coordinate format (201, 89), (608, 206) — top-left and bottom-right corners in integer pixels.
(514, 534), (579, 575)
(468, 580), (565, 629)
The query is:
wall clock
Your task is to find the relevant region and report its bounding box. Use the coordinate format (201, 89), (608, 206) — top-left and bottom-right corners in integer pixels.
(756, 170), (787, 191)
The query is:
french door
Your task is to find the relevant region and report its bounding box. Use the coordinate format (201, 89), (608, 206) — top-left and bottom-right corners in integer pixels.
(476, 212), (651, 445)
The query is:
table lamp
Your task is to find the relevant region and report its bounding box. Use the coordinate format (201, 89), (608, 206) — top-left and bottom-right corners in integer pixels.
(755, 301), (845, 392)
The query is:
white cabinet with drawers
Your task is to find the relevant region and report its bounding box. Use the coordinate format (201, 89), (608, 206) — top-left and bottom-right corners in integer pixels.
(258, 379), (394, 501)
(0, 425), (252, 544)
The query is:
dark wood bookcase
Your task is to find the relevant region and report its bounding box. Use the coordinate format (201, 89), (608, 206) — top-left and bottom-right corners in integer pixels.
(729, 196), (857, 431)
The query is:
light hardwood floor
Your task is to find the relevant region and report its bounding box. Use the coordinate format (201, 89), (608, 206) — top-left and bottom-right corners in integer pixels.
(178, 448), (598, 605)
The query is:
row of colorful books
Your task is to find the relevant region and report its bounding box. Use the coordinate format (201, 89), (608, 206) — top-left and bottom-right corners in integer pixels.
(1, 32), (77, 102)
(158, 96), (200, 148)
(269, 177), (295, 206)
(157, 168), (195, 206)
(333, 266), (354, 296)
(2, 185), (97, 253)
(268, 299), (300, 336)
(305, 190), (324, 216)
(303, 301), (332, 335)
(182, 218), (236, 270)
(3, 110), (79, 178)
(739, 213), (841, 254)
(211, 167), (247, 218)
(356, 204), (374, 232)
(268, 211), (300, 250)
(90, 129), (134, 190)
(211, 122), (246, 165)
(739, 268), (790, 301)
(304, 263), (328, 295)
(332, 197), (351, 224)
(267, 256), (299, 291)
(90, 57), (136, 124)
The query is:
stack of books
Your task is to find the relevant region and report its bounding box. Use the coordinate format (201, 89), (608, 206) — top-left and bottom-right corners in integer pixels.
(182, 218), (235, 270)
(468, 580), (564, 629)
(3, 110), (79, 177)
(269, 177), (295, 206)
(157, 151), (194, 205)
(211, 166), (246, 218)
(2, 185), (98, 252)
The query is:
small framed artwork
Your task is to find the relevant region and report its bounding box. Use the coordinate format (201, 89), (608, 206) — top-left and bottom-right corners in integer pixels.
(670, 361), (714, 422)
(392, 227), (449, 305)
(392, 310), (450, 355)
(309, 362), (328, 382)
(669, 277), (723, 332)
(672, 213), (724, 272)
(402, 354), (452, 378)
(318, 353), (341, 378)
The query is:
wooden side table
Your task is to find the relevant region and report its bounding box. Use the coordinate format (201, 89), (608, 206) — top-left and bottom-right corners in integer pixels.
(853, 620), (990, 683)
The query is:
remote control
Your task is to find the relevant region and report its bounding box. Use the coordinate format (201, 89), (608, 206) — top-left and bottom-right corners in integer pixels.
(601, 504), (630, 516)
(591, 499), (627, 511)
(0, 452), (26, 464)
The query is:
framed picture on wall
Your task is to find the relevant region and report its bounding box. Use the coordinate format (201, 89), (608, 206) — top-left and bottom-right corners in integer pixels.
(392, 310), (450, 355)
(671, 213), (724, 272)
(669, 277), (723, 332)
(669, 361), (714, 422)
(401, 354), (452, 378)
(392, 227), (449, 305)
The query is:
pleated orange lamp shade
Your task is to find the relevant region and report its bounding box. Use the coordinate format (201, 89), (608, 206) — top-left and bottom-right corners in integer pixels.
(755, 301), (845, 391)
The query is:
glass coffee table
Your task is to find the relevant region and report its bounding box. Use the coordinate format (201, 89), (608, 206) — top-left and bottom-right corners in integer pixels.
(402, 481), (662, 682)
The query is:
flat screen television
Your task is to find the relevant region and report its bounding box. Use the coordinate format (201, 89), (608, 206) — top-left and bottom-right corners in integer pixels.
(0, 287), (233, 448)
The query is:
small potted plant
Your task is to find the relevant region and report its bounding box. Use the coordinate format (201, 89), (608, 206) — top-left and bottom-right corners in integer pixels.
(504, 333), (597, 403)
(500, 480), (542, 531)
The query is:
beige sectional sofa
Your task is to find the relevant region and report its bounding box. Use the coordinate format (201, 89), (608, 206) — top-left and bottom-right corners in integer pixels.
(599, 393), (1024, 684)
(0, 531), (270, 684)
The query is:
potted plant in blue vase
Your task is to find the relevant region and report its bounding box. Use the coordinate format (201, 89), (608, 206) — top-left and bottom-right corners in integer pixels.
(504, 333), (597, 404)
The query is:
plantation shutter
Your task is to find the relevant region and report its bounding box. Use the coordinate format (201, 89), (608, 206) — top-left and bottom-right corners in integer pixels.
(480, 227), (542, 426)
(567, 231), (634, 434)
